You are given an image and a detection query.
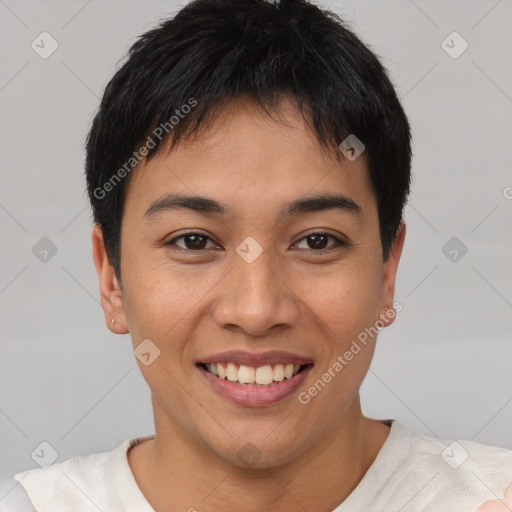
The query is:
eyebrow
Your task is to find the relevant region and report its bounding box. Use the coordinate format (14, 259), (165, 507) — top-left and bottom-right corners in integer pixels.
(143, 192), (363, 220)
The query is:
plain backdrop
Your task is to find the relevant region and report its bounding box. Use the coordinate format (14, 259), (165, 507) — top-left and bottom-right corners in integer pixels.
(0, 0), (511, 479)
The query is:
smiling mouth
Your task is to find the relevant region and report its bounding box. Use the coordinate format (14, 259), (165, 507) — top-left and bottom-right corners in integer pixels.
(198, 362), (313, 386)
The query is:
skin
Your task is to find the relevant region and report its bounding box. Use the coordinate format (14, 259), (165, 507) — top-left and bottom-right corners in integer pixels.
(475, 481), (512, 511)
(92, 94), (406, 512)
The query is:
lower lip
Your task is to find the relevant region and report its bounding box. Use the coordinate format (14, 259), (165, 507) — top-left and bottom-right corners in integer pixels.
(198, 364), (313, 407)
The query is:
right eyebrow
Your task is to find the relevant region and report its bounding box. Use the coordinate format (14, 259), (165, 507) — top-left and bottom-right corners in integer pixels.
(144, 193), (230, 219)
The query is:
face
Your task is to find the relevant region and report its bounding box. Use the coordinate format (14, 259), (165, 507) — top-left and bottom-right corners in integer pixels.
(93, 95), (405, 469)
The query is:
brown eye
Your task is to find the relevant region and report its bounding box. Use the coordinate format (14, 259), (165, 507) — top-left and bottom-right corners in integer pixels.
(294, 232), (346, 252)
(166, 232), (217, 251)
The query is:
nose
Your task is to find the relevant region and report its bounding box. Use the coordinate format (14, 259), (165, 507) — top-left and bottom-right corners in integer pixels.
(210, 245), (301, 337)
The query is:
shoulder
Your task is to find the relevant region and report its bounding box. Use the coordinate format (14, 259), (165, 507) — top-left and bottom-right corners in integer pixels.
(0, 477), (37, 511)
(408, 424), (512, 475)
(1, 439), (133, 512)
(394, 422), (512, 509)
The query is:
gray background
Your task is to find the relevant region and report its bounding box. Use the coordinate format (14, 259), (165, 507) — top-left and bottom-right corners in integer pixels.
(0, 0), (511, 479)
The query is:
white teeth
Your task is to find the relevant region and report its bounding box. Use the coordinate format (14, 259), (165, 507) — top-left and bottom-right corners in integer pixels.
(273, 364), (285, 381)
(284, 364), (294, 379)
(238, 365), (255, 384)
(205, 362), (304, 385)
(255, 365), (274, 385)
(226, 362), (238, 382)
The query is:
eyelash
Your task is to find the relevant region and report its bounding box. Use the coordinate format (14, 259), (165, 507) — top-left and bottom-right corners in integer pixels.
(164, 231), (348, 254)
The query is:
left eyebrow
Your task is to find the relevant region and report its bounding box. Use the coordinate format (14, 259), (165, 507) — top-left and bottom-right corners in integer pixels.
(279, 193), (363, 218)
(143, 192), (363, 220)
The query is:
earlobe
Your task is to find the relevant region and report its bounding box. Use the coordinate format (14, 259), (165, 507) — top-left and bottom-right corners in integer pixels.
(91, 225), (129, 334)
(378, 303), (398, 330)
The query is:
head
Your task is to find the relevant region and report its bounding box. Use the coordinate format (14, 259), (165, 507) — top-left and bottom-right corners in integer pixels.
(87, 0), (411, 468)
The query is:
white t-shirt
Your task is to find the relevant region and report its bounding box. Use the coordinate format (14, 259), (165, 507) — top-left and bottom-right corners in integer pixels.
(1, 419), (512, 512)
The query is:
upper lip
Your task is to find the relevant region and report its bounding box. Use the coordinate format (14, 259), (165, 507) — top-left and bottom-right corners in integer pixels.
(198, 350), (313, 367)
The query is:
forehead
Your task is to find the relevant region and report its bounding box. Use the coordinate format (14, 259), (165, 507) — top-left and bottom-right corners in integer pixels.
(124, 95), (376, 223)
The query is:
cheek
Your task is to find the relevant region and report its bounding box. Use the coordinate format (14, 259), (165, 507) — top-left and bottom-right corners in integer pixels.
(297, 258), (382, 343)
(122, 261), (220, 349)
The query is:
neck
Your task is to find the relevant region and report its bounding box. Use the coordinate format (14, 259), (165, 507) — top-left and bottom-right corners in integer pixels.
(128, 395), (390, 512)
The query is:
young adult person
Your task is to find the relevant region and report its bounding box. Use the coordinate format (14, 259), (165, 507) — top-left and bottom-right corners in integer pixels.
(1, 1), (511, 510)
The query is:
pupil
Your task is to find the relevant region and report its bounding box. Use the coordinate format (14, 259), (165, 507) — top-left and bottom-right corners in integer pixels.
(186, 235), (206, 250)
(308, 234), (328, 250)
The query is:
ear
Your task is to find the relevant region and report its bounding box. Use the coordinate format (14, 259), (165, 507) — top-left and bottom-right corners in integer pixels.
(378, 221), (406, 329)
(91, 225), (129, 334)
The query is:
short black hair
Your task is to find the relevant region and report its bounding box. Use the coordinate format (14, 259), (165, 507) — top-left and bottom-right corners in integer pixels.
(85, 0), (412, 282)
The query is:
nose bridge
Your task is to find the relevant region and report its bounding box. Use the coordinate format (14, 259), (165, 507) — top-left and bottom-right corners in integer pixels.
(237, 245), (278, 302)
(211, 241), (300, 335)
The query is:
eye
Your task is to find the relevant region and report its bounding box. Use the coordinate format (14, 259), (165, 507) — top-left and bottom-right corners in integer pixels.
(165, 232), (218, 251)
(293, 232), (347, 252)
(164, 231), (348, 254)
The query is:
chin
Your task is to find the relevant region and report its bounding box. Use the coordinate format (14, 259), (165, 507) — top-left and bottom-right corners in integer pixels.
(205, 424), (314, 470)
